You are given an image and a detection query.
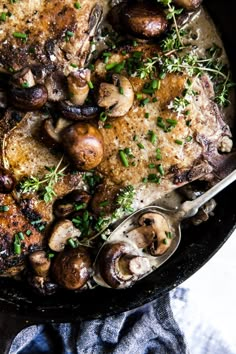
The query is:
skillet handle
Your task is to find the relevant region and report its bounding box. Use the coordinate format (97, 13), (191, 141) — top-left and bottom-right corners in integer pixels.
(0, 313), (32, 354)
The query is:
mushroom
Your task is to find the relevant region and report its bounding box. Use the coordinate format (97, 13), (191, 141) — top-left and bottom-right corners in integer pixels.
(67, 69), (91, 106)
(41, 117), (71, 148)
(58, 100), (100, 121)
(45, 71), (68, 102)
(52, 246), (93, 290)
(53, 190), (91, 218)
(9, 84), (48, 111)
(97, 74), (134, 118)
(27, 275), (58, 296)
(173, 0), (203, 11)
(0, 167), (16, 193)
(95, 241), (151, 288)
(127, 213), (172, 256)
(121, 2), (168, 38)
(91, 183), (118, 216)
(48, 219), (81, 252)
(11, 67), (36, 88)
(29, 250), (51, 277)
(62, 123), (104, 171)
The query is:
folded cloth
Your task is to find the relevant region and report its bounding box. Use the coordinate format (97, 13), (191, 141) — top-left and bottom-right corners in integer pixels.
(10, 292), (187, 354)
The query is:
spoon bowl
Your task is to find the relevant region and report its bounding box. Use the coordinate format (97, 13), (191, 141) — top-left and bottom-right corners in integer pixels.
(94, 169), (236, 288)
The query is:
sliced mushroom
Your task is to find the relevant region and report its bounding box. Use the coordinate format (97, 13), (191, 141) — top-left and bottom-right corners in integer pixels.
(0, 167), (15, 193)
(11, 67), (35, 88)
(127, 225), (155, 248)
(9, 84), (48, 111)
(45, 71), (68, 102)
(97, 74), (134, 118)
(173, 0), (203, 11)
(58, 100), (100, 121)
(27, 275), (58, 296)
(41, 117), (71, 148)
(48, 219), (81, 252)
(53, 190), (91, 218)
(95, 241), (151, 288)
(122, 2), (168, 38)
(67, 69), (91, 106)
(29, 250), (51, 277)
(62, 123), (104, 171)
(52, 246), (93, 290)
(139, 213), (172, 256)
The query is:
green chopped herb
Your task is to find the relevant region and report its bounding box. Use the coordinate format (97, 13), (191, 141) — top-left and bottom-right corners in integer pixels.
(148, 130), (157, 145)
(119, 150), (129, 167)
(174, 139), (183, 145)
(99, 112), (107, 122)
(0, 12), (7, 21)
(162, 238), (168, 245)
(18, 232), (24, 240)
(104, 123), (112, 129)
(145, 112), (150, 119)
(186, 119), (192, 126)
(74, 203), (87, 211)
(157, 164), (165, 176)
(13, 32), (27, 39)
(87, 80), (94, 89)
(136, 93), (143, 100)
(152, 97), (158, 103)
(47, 253), (55, 259)
(26, 229), (32, 236)
(133, 135), (138, 141)
(148, 174), (161, 184)
(165, 231), (173, 239)
(67, 238), (77, 248)
(70, 63), (78, 68)
(0, 205), (9, 212)
(148, 163), (156, 169)
(137, 143), (145, 149)
(156, 148), (162, 160)
(21, 82), (29, 88)
(166, 118), (177, 126)
(99, 200), (109, 207)
(119, 86), (124, 95)
(105, 62), (118, 70)
(74, 2), (81, 9)
(140, 98), (149, 106)
(142, 177), (148, 183)
(186, 135), (192, 142)
(66, 31), (74, 37)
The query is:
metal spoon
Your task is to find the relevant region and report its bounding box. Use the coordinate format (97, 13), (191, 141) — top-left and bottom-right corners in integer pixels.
(94, 169), (236, 288)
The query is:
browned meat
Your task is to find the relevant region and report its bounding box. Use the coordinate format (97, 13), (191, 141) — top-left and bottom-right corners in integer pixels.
(0, 0), (103, 74)
(94, 44), (233, 206)
(0, 193), (43, 276)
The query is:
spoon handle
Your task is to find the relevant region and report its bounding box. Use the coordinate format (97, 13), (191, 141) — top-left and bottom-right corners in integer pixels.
(178, 169), (236, 220)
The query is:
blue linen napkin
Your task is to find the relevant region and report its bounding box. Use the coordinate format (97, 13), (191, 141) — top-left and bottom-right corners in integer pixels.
(10, 291), (186, 354)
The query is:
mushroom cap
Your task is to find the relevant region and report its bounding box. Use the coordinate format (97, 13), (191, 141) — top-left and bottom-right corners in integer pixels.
(173, 0), (203, 11)
(29, 250), (51, 277)
(62, 123), (104, 170)
(52, 246), (93, 290)
(95, 241), (151, 288)
(122, 2), (168, 38)
(97, 74), (134, 117)
(9, 84), (48, 111)
(48, 219), (81, 252)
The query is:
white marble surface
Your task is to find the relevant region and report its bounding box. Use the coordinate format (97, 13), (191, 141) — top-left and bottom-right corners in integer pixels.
(172, 228), (236, 353)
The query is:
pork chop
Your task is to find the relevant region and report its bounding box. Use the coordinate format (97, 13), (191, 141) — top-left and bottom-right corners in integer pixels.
(0, 0), (103, 74)
(93, 44), (233, 207)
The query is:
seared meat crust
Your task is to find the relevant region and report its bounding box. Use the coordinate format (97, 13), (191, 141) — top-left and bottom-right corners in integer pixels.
(94, 45), (232, 204)
(0, 0), (103, 74)
(0, 193), (42, 276)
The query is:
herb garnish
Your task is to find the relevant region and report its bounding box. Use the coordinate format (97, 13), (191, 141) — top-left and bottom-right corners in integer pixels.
(20, 157), (67, 203)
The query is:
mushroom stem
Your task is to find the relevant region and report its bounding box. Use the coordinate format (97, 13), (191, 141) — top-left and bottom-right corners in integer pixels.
(67, 69), (91, 106)
(97, 74), (134, 117)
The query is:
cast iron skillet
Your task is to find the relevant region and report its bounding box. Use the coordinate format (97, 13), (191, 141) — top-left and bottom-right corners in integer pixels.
(0, 0), (236, 352)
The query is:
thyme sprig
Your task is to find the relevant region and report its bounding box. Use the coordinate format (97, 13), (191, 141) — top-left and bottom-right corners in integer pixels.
(157, 0), (184, 46)
(20, 157), (68, 203)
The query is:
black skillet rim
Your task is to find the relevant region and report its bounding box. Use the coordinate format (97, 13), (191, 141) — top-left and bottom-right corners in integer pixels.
(0, 0), (235, 323)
